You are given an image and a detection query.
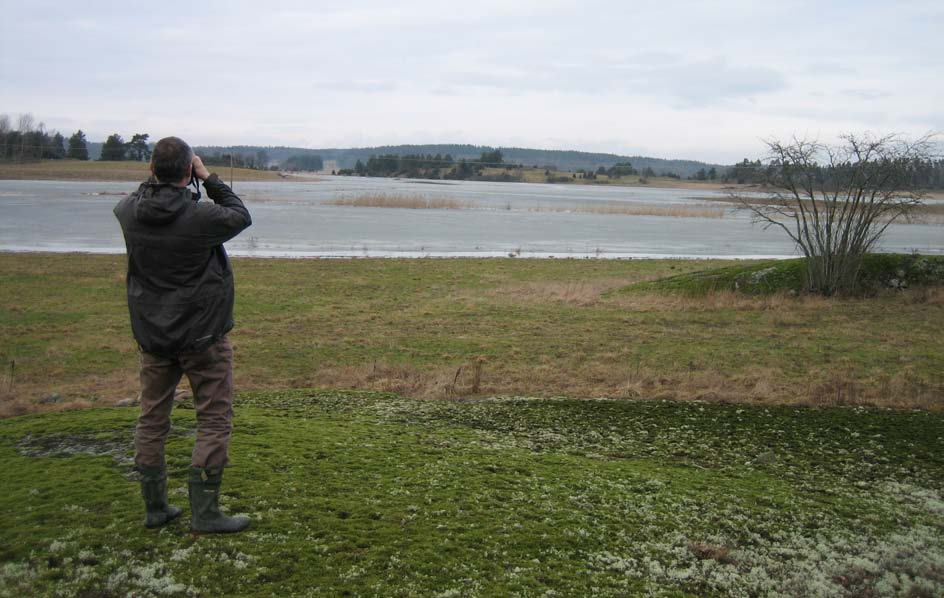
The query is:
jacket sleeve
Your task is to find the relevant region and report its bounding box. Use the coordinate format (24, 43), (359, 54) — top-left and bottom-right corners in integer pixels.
(196, 173), (252, 246)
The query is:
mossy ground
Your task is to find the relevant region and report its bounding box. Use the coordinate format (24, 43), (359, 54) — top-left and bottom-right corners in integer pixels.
(1, 390), (942, 596)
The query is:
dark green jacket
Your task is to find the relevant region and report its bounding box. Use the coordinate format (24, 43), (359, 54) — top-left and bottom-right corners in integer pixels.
(113, 174), (251, 356)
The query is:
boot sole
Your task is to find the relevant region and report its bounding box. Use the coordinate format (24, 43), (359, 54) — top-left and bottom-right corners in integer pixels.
(144, 508), (183, 529)
(190, 523), (251, 534)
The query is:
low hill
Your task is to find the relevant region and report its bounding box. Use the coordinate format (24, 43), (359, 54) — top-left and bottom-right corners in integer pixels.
(193, 143), (726, 177)
(622, 254), (944, 296)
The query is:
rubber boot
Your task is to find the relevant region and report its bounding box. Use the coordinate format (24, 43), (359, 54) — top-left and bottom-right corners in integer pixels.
(188, 466), (250, 533)
(139, 466), (183, 529)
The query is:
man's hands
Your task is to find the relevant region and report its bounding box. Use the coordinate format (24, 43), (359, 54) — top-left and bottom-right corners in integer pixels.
(192, 155), (211, 181)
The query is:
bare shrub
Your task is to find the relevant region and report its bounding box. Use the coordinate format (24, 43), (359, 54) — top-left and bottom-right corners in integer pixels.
(733, 133), (938, 295)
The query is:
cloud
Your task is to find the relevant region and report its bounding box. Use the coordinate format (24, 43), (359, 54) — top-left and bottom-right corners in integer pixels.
(443, 56), (786, 107)
(1, 1), (941, 162)
(310, 80), (399, 94)
(806, 61), (859, 76)
(841, 89), (891, 101)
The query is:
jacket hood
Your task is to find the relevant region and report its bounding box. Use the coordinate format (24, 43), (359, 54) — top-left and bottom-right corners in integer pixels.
(132, 178), (192, 225)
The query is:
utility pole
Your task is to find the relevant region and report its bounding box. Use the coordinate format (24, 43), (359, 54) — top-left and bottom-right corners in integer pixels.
(230, 154), (234, 190)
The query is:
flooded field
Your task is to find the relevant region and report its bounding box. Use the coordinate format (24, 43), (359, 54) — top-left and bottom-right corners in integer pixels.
(1, 176), (941, 258)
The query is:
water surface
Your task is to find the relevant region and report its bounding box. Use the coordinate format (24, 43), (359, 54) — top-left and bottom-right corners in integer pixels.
(0, 177), (940, 259)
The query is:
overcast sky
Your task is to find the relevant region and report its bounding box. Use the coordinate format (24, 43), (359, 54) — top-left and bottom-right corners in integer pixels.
(1, 0), (941, 163)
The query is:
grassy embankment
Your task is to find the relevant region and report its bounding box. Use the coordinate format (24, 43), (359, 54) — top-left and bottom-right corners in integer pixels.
(0, 160), (291, 182)
(0, 389), (942, 596)
(1, 254), (942, 417)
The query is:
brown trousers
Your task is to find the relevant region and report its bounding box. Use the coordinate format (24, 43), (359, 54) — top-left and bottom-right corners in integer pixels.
(134, 336), (234, 471)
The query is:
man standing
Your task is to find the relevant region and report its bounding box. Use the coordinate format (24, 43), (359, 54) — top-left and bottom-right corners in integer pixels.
(114, 136), (251, 533)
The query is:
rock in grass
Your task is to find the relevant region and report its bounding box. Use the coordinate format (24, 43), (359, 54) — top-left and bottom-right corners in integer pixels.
(753, 450), (777, 465)
(39, 394), (63, 404)
(113, 390), (188, 408)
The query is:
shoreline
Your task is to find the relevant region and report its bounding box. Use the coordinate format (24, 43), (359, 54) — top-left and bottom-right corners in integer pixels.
(0, 159), (766, 193)
(3, 161), (942, 199)
(0, 248), (801, 260)
(0, 160), (319, 183)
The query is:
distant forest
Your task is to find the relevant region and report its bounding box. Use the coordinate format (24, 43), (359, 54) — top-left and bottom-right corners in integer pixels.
(196, 143), (944, 187)
(3, 113), (944, 188)
(194, 143), (727, 179)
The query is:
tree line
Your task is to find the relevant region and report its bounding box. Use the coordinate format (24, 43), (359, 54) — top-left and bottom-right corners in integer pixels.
(100, 133), (152, 161)
(721, 156), (944, 189)
(5, 113), (941, 188)
(0, 113), (73, 161)
(338, 149), (523, 181)
(0, 113), (152, 163)
(198, 149), (275, 171)
(282, 154), (323, 171)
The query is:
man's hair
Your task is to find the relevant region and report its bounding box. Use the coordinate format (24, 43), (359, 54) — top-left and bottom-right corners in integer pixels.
(151, 137), (193, 183)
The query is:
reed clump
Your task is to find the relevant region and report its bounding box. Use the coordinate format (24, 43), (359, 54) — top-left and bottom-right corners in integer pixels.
(327, 193), (471, 210)
(327, 193), (727, 218)
(535, 204), (728, 219)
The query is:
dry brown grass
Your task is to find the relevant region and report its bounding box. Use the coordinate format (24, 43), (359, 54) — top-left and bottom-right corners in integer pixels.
(705, 194), (944, 225)
(902, 286), (944, 305)
(475, 278), (645, 307)
(233, 351), (943, 411)
(904, 203), (944, 225)
(0, 392), (100, 419)
(326, 193), (726, 219)
(0, 368), (139, 418)
(294, 360), (490, 400)
(2, 255), (941, 416)
(514, 167), (754, 192)
(536, 204), (728, 219)
(326, 193), (472, 210)
(606, 290), (833, 312)
(0, 159), (291, 182)
(476, 281), (833, 312)
(6, 347), (941, 415)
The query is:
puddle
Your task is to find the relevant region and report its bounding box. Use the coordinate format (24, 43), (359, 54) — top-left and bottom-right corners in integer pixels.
(16, 425), (196, 478)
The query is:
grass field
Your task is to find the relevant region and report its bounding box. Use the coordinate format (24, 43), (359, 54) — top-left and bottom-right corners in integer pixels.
(1, 255), (942, 595)
(0, 160), (292, 182)
(0, 389), (942, 596)
(1, 254), (941, 417)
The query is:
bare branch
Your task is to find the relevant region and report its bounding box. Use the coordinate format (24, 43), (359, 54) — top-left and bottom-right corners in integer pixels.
(736, 132), (938, 294)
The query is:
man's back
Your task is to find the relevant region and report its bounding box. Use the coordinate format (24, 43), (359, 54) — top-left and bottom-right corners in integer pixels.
(114, 174), (251, 356)
(116, 136), (253, 534)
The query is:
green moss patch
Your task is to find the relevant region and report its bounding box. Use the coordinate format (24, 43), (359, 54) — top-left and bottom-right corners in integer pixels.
(1, 390), (942, 596)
